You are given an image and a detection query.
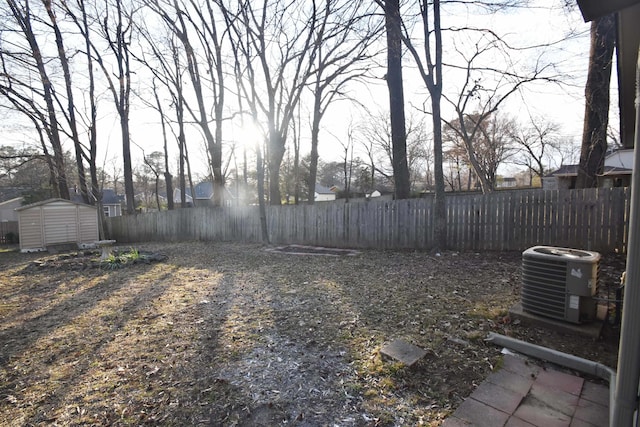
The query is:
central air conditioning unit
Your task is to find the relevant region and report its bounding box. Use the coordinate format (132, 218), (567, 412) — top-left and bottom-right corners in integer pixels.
(521, 246), (600, 324)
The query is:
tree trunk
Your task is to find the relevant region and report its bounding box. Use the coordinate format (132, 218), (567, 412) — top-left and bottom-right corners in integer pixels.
(185, 138), (196, 208)
(426, 0), (447, 249)
(268, 132), (286, 205)
(256, 143), (269, 243)
(576, 14), (615, 189)
(384, 0), (410, 200)
(211, 124), (224, 207)
(122, 117), (135, 213)
(153, 79), (174, 210)
(432, 88), (447, 250)
(308, 92), (322, 205)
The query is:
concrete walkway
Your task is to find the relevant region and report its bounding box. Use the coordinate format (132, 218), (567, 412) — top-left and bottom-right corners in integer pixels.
(442, 354), (609, 427)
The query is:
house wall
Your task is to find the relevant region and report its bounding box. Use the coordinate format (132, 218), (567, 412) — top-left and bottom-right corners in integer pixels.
(549, 177), (575, 190)
(605, 149), (634, 169)
(315, 193), (336, 202)
(0, 198), (22, 221)
(541, 177), (558, 190)
(103, 204), (121, 217)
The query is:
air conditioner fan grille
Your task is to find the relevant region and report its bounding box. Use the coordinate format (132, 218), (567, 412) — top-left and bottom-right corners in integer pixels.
(522, 256), (567, 320)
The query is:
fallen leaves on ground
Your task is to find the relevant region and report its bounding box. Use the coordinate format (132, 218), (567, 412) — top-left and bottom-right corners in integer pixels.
(0, 242), (622, 426)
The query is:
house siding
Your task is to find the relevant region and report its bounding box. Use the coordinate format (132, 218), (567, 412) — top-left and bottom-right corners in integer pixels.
(0, 197), (22, 221)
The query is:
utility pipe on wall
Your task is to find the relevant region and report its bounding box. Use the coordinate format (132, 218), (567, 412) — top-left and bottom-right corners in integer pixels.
(611, 45), (640, 427)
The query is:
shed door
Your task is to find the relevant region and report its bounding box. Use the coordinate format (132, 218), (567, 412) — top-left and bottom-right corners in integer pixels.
(77, 207), (99, 243)
(19, 208), (44, 250)
(43, 205), (78, 245)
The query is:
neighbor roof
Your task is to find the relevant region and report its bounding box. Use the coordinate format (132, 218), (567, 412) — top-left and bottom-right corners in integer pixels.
(545, 165), (632, 178)
(315, 184), (335, 194)
(0, 197), (23, 208)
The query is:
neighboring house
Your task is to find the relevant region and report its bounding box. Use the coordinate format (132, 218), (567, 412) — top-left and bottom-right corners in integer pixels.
(367, 188), (394, 201)
(16, 198), (98, 252)
(70, 188), (124, 216)
(173, 181), (236, 207)
(101, 189), (124, 217)
(0, 197), (22, 222)
(542, 165), (579, 190)
(0, 188), (24, 202)
(314, 184), (337, 202)
(600, 148), (633, 188)
(496, 177), (517, 189)
(173, 188), (194, 207)
(543, 149), (634, 190)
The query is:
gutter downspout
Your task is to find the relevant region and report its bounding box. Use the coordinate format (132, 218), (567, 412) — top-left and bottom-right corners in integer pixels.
(486, 333), (616, 422)
(611, 45), (640, 427)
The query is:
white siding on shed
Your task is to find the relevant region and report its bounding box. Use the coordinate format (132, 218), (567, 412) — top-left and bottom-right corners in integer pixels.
(17, 199), (99, 251)
(18, 207), (44, 250)
(44, 204), (78, 244)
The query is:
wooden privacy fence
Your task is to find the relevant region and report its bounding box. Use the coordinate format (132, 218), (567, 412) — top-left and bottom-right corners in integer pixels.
(106, 187), (630, 253)
(0, 221), (19, 244)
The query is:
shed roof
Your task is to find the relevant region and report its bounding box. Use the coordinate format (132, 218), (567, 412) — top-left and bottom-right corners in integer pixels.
(15, 198), (97, 212)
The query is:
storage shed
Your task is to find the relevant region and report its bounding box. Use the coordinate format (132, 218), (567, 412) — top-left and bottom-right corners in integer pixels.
(16, 198), (99, 252)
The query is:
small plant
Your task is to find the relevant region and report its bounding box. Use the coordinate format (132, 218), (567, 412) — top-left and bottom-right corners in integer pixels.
(100, 247), (142, 270)
(122, 247), (140, 262)
(101, 252), (123, 270)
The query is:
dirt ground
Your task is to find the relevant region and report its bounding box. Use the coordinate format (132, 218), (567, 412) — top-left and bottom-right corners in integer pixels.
(0, 242), (624, 426)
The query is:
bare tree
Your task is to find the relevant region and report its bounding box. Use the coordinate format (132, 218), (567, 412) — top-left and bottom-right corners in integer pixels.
(355, 109), (431, 194)
(147, 0), (228, 206)
(439, 30), (557, 193)
(576, 13), (615, 188)
(510, 116), (565, 186)
(222, 0), (319, 205)
(399, 0), (446, 248)
(1, 0), (70, 199)
(37, 0), (84, 202)
(56, 0), (106, 231)
(89, 0), (137, 213)
(443, 143), (471, 191)
(133, 18), (194, 209)
(150, 79), (174, 210)
(141, 150), (164, 211)
(378, 0), (410, 199)
(306, 0), (382, 204)
(443, 112), (516, 192)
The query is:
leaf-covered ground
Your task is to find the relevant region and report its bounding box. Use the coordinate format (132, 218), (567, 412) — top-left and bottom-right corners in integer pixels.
(0, 242), (623, 426)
